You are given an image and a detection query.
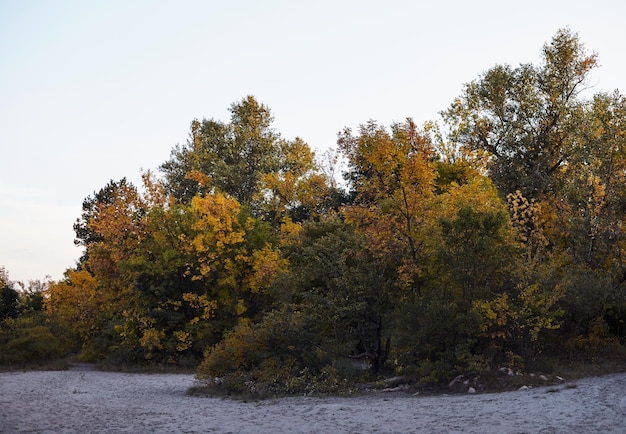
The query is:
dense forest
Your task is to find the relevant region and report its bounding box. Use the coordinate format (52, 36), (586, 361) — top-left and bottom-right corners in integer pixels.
(2, 29), (625, 394)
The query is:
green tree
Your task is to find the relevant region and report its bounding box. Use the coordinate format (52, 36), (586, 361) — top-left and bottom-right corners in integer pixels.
(280, 216), (393, 374)
(442, 28), (597, 200)
(161, 96), (278, 205)
(161, 96), (344, 225)
(393, 172), (521, 378)
(0, 268), (19, 320)
(442, 28), (626, 354)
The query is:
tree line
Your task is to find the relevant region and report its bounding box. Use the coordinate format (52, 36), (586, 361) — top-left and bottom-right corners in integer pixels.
(2, 29), (625, 393)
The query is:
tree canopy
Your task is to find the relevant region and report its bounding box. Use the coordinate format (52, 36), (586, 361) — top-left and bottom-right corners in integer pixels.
(3, 30), (625, 393)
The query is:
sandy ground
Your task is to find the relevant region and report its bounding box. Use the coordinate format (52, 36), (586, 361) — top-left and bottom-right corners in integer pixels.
(1, 367), (625, 433)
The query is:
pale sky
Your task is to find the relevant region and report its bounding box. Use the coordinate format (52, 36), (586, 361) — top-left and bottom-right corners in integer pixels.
(1, 0), (625, 284)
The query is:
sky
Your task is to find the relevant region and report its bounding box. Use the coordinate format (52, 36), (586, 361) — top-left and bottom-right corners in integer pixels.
(1, 0), (625, 284)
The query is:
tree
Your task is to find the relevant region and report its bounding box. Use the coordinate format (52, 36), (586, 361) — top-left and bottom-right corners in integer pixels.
(161, 96), (343, 224)
(280, 216), (393, 374)
(393, 171), (522, 377)
(74, 178), (147, 271)
(161, 96), (278, 204)
(45, 269), (102, 357)
(190, 192), (283, 328)
(0, 268), (19, 320)
(440, 29), (626, 355)
(338, 118), (438, 291)
(442, 28), (597, 200)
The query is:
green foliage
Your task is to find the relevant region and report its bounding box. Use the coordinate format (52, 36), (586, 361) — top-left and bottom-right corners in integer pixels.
(438, 205), (514, 304)
(442, 28), (597, 200)
(280, 216), (394, 374)
(0, 314), (72, 366)
(160, 96), (278, 205)
(434, 160), (474, 194)
(160, 95), (338, 224)
(0, 279), (19, 320)
(197, 309), (351, 396)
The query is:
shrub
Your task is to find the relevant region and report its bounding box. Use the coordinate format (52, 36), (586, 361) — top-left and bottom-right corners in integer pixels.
(196, 309), (356, 396)
(566, 317), (626, 360)
(0, 315), (72, 366)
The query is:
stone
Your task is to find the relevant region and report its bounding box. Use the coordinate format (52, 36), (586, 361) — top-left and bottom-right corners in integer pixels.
(448, 374), (464, 388)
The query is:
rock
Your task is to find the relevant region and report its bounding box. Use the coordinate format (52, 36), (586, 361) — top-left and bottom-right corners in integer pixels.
(518, 385), (531, 390)
(382, 385), (410, 393)
(468, 387), (476, 394)
(556, 376), (565, 381)
(539, 375), (548, 381)
(382, 376), (405, 387)
(449, 374), (464, 388)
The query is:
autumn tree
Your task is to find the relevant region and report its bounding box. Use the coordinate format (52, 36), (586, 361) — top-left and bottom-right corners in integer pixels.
(338, 119), (438, 291)
(160, 95), (340, 224)
(57, 170), (287, 364)
(189, 191), (284, 333)
(45, 269), (102, 357)
(441, 28), (626, 354)
(337, 119), (447, 375)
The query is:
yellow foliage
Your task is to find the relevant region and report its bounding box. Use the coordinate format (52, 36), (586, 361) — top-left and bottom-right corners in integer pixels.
(191, 192), (248, 275)
(139, 327), (164, 351)
(173, 330), (192, 352)
(279, 217), (302, 247)
(182, 293), (216, 323)
(473, 294), (517, 340)
(246, 245), (287, 293)
(45, 270), (101, 341)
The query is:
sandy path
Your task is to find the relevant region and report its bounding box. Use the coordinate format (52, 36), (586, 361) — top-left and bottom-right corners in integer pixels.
(1, 370), (625, 433)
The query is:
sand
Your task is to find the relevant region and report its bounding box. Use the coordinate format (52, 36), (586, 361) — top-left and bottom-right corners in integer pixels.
(1, 367), (625, 433)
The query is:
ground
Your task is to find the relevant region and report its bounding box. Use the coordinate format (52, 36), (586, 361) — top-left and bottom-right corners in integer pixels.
(1, 367), (625, 433)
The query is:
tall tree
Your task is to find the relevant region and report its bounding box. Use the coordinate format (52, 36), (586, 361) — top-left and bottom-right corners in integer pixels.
(442, 28), (597, 200)
(161, 96), (343, 224)
(161, 96), (279, 204)
(338, 118), (437, 290)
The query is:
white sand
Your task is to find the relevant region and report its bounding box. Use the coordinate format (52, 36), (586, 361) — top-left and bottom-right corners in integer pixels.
(1, 368), (625, 433)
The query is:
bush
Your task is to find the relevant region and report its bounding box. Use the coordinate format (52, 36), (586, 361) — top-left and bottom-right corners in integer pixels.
(197, 309), (356, 396)
(0, 315), (72, 366)
(566, 317), (626, 361)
